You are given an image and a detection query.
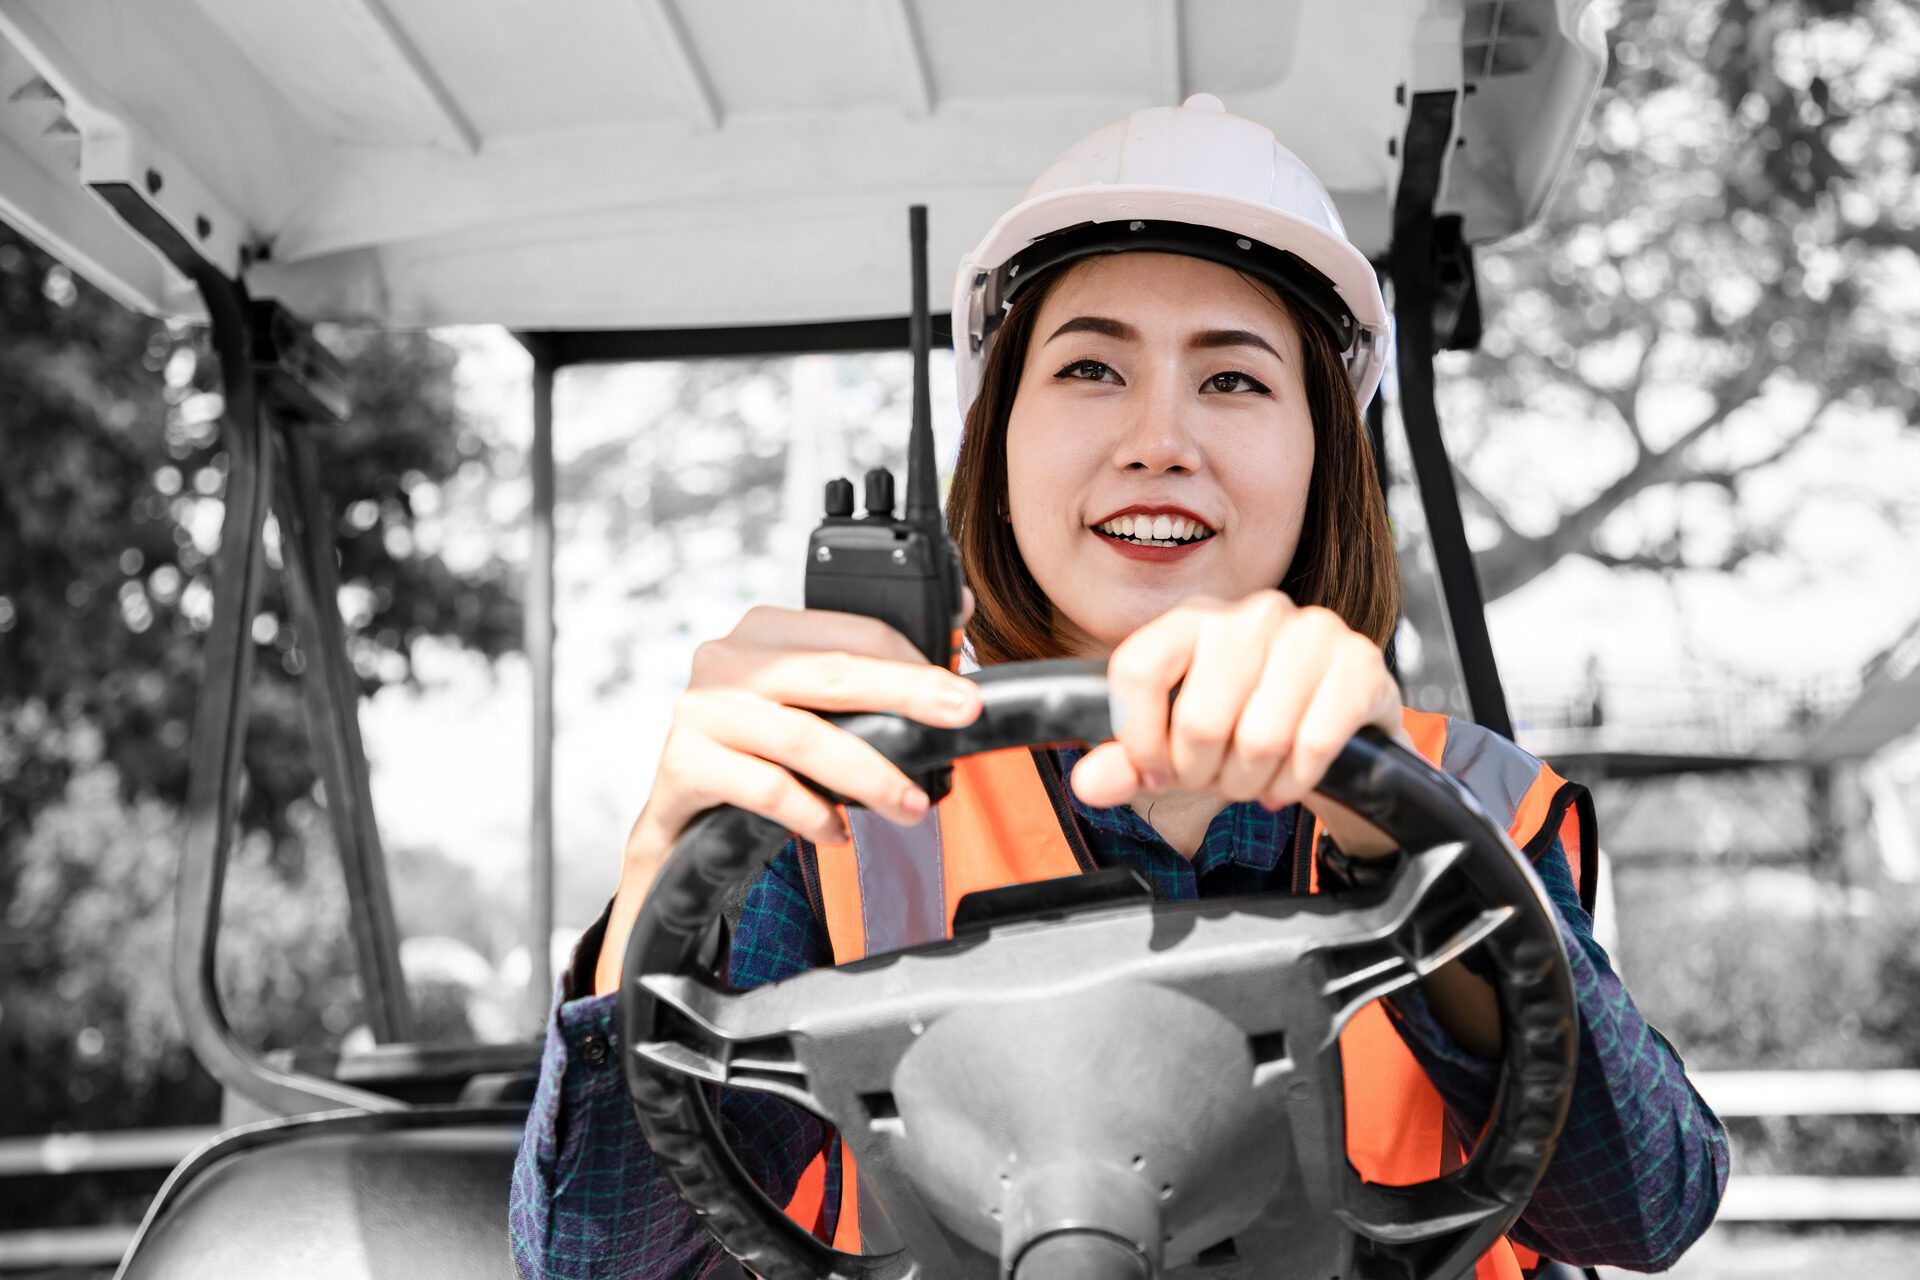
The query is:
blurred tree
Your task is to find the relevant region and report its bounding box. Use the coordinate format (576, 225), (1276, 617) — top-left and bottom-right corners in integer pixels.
(0, 222), (522, 857)
(0, 219), (523, 1226)
(1431, 0), (1920, 604)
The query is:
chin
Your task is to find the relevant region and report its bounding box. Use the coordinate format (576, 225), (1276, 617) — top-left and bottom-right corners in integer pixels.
(1057, 593), (1187, 656)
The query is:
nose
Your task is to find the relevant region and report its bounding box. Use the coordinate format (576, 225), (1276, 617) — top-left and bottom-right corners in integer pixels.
(1108, 369), (1202, 475)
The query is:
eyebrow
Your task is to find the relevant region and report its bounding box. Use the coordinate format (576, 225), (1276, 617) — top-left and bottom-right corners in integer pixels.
(1044, 315), (1284, 361)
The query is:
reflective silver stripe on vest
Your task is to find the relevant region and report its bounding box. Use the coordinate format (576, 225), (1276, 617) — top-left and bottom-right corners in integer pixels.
(1437, 716), (1542, 831)
(857, 1173), (904, 1251)
(846, 806), (947, 955)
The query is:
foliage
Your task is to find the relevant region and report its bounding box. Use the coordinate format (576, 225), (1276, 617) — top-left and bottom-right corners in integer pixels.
(1615, 865), (1918, 1070)
(0, 223), (522, 860)
(0, 220), (523, 1227)
(1613, 863), (1920, 1180)
(1438, 0), (1920, 602)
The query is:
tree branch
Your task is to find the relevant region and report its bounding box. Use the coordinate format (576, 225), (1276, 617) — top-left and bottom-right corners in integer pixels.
(1606, 328), (1662, 456)
(1849, 216), (1920, 255)
(1678, 390), (1841, 488)
(1447, 462), (1522, 546)
(1475, 354), (1776, 600)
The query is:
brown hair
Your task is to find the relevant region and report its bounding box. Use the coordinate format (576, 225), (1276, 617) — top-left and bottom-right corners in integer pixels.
(947, 261), (1401, 664)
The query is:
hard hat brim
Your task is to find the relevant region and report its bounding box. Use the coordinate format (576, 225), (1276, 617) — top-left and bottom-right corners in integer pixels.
(954, 185), (1392, 415)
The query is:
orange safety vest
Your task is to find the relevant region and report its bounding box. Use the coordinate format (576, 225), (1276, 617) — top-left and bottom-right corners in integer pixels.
(779, 707), (1595, 1276)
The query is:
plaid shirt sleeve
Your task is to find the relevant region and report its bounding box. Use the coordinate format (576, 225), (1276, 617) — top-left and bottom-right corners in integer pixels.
(509, 842), (832, 1280)
(1382, 836), (1730, 1270)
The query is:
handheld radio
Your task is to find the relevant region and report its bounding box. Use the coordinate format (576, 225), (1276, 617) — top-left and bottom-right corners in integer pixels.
(804, 205), (967, 803)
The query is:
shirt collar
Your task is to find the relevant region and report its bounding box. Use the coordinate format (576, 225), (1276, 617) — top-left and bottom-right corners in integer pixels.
(1053, 748), (1296, 874)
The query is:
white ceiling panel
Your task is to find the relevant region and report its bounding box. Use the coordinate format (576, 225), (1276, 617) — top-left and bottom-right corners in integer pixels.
(0, 0), (1608, 329)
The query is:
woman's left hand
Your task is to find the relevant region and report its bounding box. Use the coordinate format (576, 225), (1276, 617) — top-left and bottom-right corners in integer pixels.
(1070, 591), (1408, 857)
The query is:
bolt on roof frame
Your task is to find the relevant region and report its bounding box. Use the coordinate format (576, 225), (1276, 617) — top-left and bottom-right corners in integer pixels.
(89, 177), (412, 1116)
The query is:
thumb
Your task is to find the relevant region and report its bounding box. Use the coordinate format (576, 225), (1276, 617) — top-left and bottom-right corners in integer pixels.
(1069, 741), (1144, 808)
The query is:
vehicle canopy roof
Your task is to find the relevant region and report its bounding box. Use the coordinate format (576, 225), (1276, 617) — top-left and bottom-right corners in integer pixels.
(0, 0), (1603, 331)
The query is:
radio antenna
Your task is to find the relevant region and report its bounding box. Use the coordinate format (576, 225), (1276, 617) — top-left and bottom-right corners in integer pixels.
(905, 204), (939, 525)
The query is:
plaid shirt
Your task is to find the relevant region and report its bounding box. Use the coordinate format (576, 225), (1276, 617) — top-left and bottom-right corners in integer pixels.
(509, 759), (1728, 1278)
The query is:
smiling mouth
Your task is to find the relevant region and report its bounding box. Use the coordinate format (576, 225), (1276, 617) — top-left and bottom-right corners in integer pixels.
(1093, 513), (1217, 548)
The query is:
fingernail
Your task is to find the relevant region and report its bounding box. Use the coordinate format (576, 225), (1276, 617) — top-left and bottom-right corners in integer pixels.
(900, 787), (930, 817)
(940, 684), (978, 713)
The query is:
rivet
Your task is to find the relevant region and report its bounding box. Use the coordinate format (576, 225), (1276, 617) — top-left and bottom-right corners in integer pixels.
(815, 546), (832, 563)
(195, 215), (211, 239)
(1235, 237), (1253, 250)
(1129, 220), (1145, 231)
(1008, 263), (1020, 277)
(891, 548), (908, 565)
(145, 169), (163, 195)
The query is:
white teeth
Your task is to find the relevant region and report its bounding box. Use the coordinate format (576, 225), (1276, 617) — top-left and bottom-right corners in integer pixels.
(1097, 514), (1214, 543)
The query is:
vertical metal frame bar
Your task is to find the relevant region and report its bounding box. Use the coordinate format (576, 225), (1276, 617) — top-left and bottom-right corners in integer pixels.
(93, 182), (399, 1115)
(270, 417), (414, 1043)
(1391, 92), (1515, 740)
(527, 341), (558, 1022)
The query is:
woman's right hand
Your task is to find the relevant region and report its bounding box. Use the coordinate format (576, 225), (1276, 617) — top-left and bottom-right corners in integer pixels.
(592, 602), (981, 996)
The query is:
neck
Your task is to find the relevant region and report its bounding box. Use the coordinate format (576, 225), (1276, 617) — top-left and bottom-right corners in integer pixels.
(1133, 787), (1230, 859)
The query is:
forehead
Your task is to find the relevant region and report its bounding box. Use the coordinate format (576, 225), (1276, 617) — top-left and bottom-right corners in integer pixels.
(1032, 252), (1302, 345)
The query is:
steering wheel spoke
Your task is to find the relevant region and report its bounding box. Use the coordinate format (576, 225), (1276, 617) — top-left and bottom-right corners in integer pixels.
(1310, 841), (1519, 1038)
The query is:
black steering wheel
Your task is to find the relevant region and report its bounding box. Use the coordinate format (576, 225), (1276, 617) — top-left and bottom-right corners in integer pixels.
(619, 661), (1575, 1280)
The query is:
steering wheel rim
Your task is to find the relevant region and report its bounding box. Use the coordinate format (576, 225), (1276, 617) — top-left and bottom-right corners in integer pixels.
(620, 660), (1575, 1280)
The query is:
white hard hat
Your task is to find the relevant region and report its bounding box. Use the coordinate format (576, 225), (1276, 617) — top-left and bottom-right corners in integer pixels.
(952, 93), (1393, 418)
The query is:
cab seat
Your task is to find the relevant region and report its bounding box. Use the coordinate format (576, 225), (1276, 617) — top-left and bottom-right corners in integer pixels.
(118, 1106), (524, 1280)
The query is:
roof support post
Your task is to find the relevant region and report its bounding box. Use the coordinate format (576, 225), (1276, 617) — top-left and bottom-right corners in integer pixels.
(525, 337), (558, 1026)
(267, 371), (414, 1045)
(90, 183), (401, 1114)
(1389, 90), (1514, 740)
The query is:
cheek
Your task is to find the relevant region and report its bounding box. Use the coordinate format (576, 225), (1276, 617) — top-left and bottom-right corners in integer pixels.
(1228, 414), (1316, 579)
(1003, 396), (1090, 555)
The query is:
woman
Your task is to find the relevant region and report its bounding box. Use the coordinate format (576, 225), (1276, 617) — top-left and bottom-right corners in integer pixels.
(510, 96), (1727, 1279)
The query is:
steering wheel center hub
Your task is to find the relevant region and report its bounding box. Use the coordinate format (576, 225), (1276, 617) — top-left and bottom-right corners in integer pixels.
(891, 983), (1286, 1267)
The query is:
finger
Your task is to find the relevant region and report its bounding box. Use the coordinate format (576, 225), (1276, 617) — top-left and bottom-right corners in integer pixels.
(1068, 740), (1144, 809)
(1105, 604), (1215, 790)
(702, 641), (981, 726)
(1260, 639), (1398, 808)
(1166, 595), (1287, 792)
(1213, 620), (1328, 801)
(644, 730), (849, 848)
(681, 690), (933, 827)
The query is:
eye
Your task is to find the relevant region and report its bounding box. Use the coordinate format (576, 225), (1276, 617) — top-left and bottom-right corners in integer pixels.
(1203, 370), (1271, 395)
(1055, 359), (1121, 384)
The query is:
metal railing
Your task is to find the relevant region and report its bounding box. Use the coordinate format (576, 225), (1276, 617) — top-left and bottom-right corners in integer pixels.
(4, 1070), (1917, 1268)
(1506, 676), (1860, 764)
(0, 1127), (217, 1270)
(1689, 1070), (1920, 1224)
